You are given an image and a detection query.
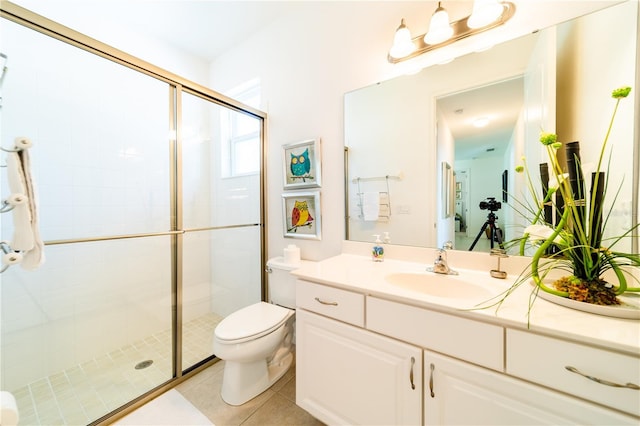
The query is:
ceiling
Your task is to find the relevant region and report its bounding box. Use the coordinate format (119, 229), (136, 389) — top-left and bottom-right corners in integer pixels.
(103, 1), (310, 62)
(13, 0), (309, 62)
(438, 76), (525, 161)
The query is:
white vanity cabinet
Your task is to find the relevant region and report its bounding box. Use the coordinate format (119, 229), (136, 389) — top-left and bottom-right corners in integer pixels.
(424, 349), (637, 425)
(295, 280), (422, 425)
(294, 274), (639, 426)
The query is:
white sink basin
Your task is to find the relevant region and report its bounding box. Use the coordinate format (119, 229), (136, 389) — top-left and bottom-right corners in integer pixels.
(385, 272), (495, 299)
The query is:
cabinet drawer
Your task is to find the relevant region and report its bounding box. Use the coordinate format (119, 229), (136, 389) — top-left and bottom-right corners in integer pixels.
(367, 297), (503, 371)
(296, 280), (365, 327)
(506, 329), (640, 417)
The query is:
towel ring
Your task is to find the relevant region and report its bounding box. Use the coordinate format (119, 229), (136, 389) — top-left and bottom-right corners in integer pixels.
(0, 241), (23, 273)
(0, 193), (27, 213)
(1, 137), (32, 152)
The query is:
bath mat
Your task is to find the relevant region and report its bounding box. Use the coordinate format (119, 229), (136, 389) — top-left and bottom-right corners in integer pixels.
(114, 389), (213, 425)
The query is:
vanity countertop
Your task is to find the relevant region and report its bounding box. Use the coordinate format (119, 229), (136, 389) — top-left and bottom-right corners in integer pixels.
(291, 252), (640, 356)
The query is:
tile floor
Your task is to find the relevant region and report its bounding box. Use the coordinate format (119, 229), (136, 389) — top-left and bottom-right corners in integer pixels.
(11, 313), (222, 425)
(173, 355), (325, 426)
(455, 232), (494, 252)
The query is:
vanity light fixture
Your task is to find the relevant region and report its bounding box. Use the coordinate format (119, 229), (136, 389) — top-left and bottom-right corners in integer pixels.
(387, 1), (515, 64)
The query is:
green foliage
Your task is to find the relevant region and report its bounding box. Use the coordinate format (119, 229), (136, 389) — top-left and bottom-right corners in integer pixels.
(485, 87), (639, 315)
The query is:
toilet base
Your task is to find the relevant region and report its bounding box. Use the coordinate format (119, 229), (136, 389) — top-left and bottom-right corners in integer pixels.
(221, 350), (293, 406)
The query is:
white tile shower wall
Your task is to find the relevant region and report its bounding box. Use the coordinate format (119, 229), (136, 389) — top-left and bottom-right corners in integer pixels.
(0, 19), (208, 393)
(1, 20), (171, 242)
(182, 232), (214, 323)
(213, 174), (261, 227)
(210, 226), (262, 318)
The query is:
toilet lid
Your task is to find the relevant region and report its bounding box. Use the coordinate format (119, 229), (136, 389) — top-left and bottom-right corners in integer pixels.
(215, 302), (292, 343)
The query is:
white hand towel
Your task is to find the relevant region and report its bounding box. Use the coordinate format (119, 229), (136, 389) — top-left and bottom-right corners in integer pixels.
(4, 147), (45, 269)
(6, 152), (34, 251)
(18, 148), (45, 269)
(362, 192), (380, 221)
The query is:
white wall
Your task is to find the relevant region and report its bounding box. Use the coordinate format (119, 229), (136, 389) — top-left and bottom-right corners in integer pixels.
(455, 156), (505, 239)
(206, 1), (632, 261)
(556, 0), (637, 253)
(502, 113), (527, 244)
(208, 2), (403, 260)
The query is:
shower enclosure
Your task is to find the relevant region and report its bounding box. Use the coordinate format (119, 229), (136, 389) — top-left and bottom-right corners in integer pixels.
(0, 4), (265, 425)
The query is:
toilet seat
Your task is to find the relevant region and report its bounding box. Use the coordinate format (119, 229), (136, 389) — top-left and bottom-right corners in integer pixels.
(215, 302), (293, 344)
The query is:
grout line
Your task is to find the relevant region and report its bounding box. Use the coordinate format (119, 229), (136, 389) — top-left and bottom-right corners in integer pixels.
(12, 312), (222, 425)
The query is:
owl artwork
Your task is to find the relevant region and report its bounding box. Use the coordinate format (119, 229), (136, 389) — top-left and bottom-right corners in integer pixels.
(290, 200), (314, 232)
(290, 149), (311, 181)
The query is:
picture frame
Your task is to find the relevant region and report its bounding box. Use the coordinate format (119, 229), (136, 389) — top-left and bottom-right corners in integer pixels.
(502, 169), (508, 203)
(283, 139), (321, 189)
(441, 162), (454, 218)
(282, 191), (322, 240)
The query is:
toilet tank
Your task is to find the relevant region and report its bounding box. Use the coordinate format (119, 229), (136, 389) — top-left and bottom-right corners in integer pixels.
(267, 257), (310, 309)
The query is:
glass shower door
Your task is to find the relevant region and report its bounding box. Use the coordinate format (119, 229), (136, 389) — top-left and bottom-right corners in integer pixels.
(0, 18), (174, 424)
(180, 90), (263, 372)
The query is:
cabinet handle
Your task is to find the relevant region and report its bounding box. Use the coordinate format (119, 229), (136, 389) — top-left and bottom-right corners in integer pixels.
(409, 357), (416, 390)
(429, 363), (435, 397)
(565, 366), (640, 390)
(314, 297), (338, 306)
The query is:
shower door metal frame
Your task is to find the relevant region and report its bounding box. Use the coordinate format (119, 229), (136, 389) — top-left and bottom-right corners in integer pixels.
(0, 2), (268, 424)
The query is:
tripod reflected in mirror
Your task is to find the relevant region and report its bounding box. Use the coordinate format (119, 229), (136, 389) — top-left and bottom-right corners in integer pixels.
(469, 197), (504, 251)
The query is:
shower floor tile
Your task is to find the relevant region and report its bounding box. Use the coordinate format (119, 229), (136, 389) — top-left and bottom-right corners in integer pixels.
(12, 312), (222, 426)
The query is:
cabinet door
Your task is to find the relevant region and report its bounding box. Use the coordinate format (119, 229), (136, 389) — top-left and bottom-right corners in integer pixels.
(296, 309), (422, 425)
(424, 350), (637, 425)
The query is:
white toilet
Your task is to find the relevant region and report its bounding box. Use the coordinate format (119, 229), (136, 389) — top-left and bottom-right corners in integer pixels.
(213, 257), (306, 406)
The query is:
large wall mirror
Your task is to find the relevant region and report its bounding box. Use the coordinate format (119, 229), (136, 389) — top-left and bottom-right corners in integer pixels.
(345, 0), (638, 254)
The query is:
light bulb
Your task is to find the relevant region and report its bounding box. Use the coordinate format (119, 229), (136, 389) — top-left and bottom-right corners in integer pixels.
(423, 3), (453, 45)
(467, 0), (504, 29)
(389, 19), (415, 59)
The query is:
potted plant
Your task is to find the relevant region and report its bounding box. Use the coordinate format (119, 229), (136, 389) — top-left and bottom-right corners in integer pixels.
(491, 87), (640, 318)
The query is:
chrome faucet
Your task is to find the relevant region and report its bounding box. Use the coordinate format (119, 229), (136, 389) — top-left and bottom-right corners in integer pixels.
(426, 242), (458, 275)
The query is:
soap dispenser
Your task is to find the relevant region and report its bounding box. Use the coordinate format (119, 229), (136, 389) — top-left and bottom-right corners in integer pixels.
(372, 234), (384, 262)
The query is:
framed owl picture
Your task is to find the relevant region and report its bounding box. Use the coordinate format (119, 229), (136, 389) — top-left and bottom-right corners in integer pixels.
(282, 139), (321, 189)
(282, 191), (322, 240)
